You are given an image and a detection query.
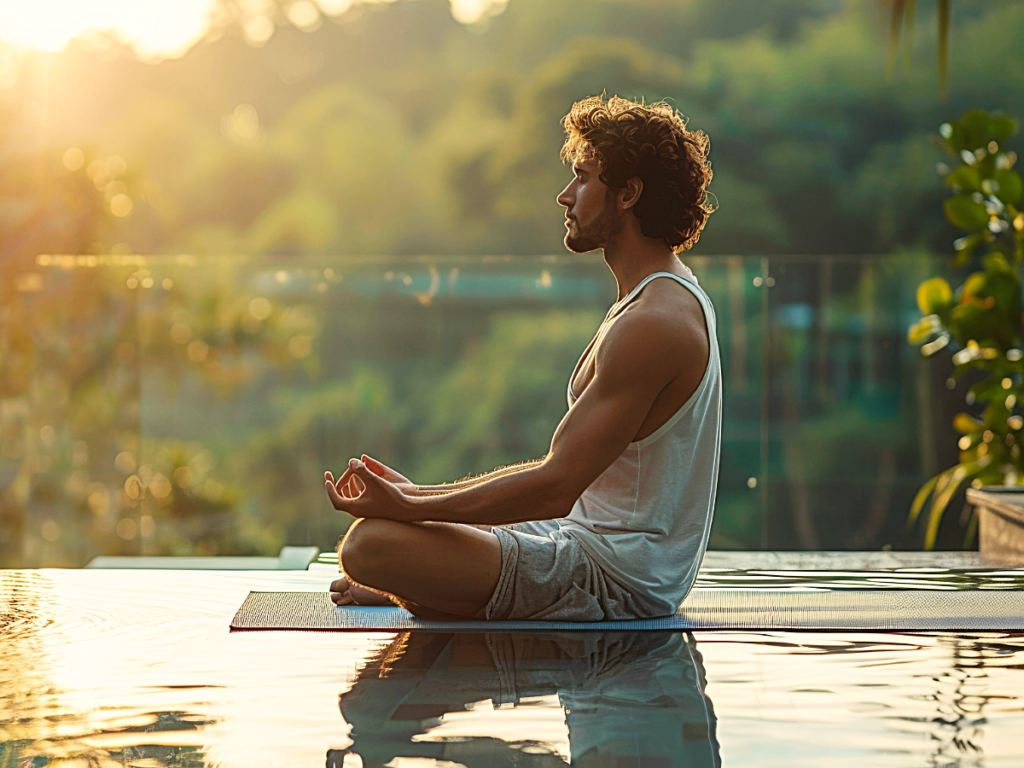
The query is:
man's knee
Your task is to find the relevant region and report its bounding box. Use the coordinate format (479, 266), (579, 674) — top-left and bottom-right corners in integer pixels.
(340, 518), (407, 586)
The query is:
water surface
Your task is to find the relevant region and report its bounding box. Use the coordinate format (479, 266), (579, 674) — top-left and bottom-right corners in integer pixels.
(1, 569), (1022, 767)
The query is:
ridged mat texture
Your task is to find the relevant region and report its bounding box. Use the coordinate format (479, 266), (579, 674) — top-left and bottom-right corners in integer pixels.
(230, 589), (1024, 631)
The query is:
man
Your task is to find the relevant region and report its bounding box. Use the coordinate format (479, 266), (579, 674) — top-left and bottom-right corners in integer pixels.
(325, 94), (721, 621)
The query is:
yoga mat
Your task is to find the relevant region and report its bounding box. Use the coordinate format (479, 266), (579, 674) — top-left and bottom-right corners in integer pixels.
(230, 588), (1024, 631)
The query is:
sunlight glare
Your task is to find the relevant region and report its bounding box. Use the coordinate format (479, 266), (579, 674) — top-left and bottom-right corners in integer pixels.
(0, 0), (508, 60)
(0, 0), (217, 60)
(449, 0), (509, 25)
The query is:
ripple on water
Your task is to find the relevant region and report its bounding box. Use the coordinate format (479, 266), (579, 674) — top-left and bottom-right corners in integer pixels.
(3, 569), (1024, 768)
(694, 568), (1024, 590)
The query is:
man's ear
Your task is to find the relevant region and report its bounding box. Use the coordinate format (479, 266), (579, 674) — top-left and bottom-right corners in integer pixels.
(619, 177), (643, 211)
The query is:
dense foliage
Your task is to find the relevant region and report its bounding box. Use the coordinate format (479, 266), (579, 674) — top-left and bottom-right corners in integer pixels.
(1, 0), (1022, 563)
(908, 108), (1023, 548)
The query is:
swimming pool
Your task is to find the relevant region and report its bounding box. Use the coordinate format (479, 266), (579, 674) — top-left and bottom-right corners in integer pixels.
(1, 563), (1021, 767)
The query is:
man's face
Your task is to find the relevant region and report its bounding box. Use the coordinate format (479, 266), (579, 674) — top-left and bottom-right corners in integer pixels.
(556, 159), (621, 254)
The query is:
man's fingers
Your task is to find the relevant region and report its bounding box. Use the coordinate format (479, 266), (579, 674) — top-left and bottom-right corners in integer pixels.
(362, 455), (408, 484)
(334, 467), (354, 492)
(326, 479), (345, 508)
(341, 474), (364, 499)
(362, 455), (388, 477)
(350, 460), (381, 487)
(327, 479), (360, 510)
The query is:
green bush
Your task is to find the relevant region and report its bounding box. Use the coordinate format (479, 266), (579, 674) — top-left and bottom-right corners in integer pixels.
(908, 109), (1024, 548)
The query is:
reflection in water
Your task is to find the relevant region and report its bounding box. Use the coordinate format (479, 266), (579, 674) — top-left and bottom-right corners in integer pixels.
(0, 571), (216, 767)
(332, 631), (720, 768)
(2, 570), (1024, 767)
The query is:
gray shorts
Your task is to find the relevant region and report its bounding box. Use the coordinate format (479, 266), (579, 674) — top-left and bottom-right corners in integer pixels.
(483, 519), (656, 621)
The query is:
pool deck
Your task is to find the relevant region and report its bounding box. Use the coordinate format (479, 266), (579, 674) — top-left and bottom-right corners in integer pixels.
(1, 553), (1022, 768)
(700, 550), (1022, 569)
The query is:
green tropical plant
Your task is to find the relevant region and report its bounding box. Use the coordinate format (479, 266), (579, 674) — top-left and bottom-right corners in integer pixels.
(907, 108), (1024, 548)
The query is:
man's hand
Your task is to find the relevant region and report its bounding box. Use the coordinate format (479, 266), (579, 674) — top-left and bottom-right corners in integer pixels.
(361, 455), (416, 491)
(325, 458), (414, 520)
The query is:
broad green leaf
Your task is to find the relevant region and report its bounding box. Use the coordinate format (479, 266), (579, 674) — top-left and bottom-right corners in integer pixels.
(907, 472), (940, 532)
(959, 110), (994, 152)
(993, 169), (1023, 206)
(925, 463), (981, 549)
(944, 194), (990, 231)
(945, 165), (981, 192)
(962, 508), (979, 549)
(990, 114), (1018, 144)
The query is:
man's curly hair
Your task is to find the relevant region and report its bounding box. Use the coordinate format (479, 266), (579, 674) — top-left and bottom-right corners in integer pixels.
(561, 95), (714, 253)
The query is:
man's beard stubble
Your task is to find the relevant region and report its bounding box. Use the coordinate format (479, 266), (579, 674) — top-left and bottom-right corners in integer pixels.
(564, 206), (623, 254)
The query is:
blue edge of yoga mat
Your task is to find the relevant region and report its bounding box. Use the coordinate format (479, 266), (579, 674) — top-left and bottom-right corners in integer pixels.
(230, 588), (1024, 632)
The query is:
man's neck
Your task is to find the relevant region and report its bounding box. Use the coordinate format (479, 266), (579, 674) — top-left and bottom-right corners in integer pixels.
(602, 231), (684, 301)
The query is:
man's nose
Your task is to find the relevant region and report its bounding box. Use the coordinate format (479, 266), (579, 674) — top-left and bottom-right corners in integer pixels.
(556, 185), (573, 208)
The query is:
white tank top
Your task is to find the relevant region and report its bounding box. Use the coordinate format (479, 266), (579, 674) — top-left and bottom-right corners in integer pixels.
(559, 271), (722, 616)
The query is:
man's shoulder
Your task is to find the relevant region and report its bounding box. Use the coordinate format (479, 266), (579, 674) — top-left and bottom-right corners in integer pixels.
(597, 294), (706, 379)
(615, 279), (709, 352)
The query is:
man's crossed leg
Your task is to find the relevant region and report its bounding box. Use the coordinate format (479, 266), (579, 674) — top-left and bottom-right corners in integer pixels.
(330, 518), (503, 620)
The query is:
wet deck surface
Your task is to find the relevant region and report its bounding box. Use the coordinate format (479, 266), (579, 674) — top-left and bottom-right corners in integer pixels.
(1, 554), (1022, 767)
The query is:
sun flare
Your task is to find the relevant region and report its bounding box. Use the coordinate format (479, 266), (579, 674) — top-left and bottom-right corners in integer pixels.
(0, 0), (218, 59)
(0, 0), (509, 60)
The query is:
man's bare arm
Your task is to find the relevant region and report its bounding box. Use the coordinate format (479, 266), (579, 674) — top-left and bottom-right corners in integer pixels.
(387, 312), (684, 525)
(412, 459), (546, 495)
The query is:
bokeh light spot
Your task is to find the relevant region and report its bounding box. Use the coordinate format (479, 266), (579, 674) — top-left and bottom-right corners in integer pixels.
(110, 193), (134, 217)
(88, 487), (110, 516)
(243, 15), (274, 46)
(316, 0), (353, 16)
(39, 425), (57, 447)
(114, 451), (136, 474)
(288, 334), (312, 358)
(170, 322), (192, 344)
(249, 297), (273, 320)
(41, 520), (60, 542)
(149, 474), (172, 499)
(124, 475), (143, 501)
(286, 0), (321, 30)
(62, 147), (85, 171)
(116, 517), (138, 540)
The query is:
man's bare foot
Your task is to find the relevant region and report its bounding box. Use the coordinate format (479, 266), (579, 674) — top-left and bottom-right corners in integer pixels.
(330, 575), (397, 606)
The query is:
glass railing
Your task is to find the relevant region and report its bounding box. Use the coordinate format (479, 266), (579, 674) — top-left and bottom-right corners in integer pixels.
(0, 252), (956, 566)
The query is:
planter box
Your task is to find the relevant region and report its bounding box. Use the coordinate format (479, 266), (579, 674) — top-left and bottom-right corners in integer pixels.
(966, 486), (1024, 563)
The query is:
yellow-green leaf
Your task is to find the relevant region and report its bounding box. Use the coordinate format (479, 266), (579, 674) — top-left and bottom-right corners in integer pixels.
(907, 472), (940, 532)
(952, 412), (983, 434)
(908, 315), (941, 345)
(917, 278), (952, 315)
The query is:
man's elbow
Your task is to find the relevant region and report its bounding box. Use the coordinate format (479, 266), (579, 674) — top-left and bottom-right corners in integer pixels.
(532, 465), (580, 520)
